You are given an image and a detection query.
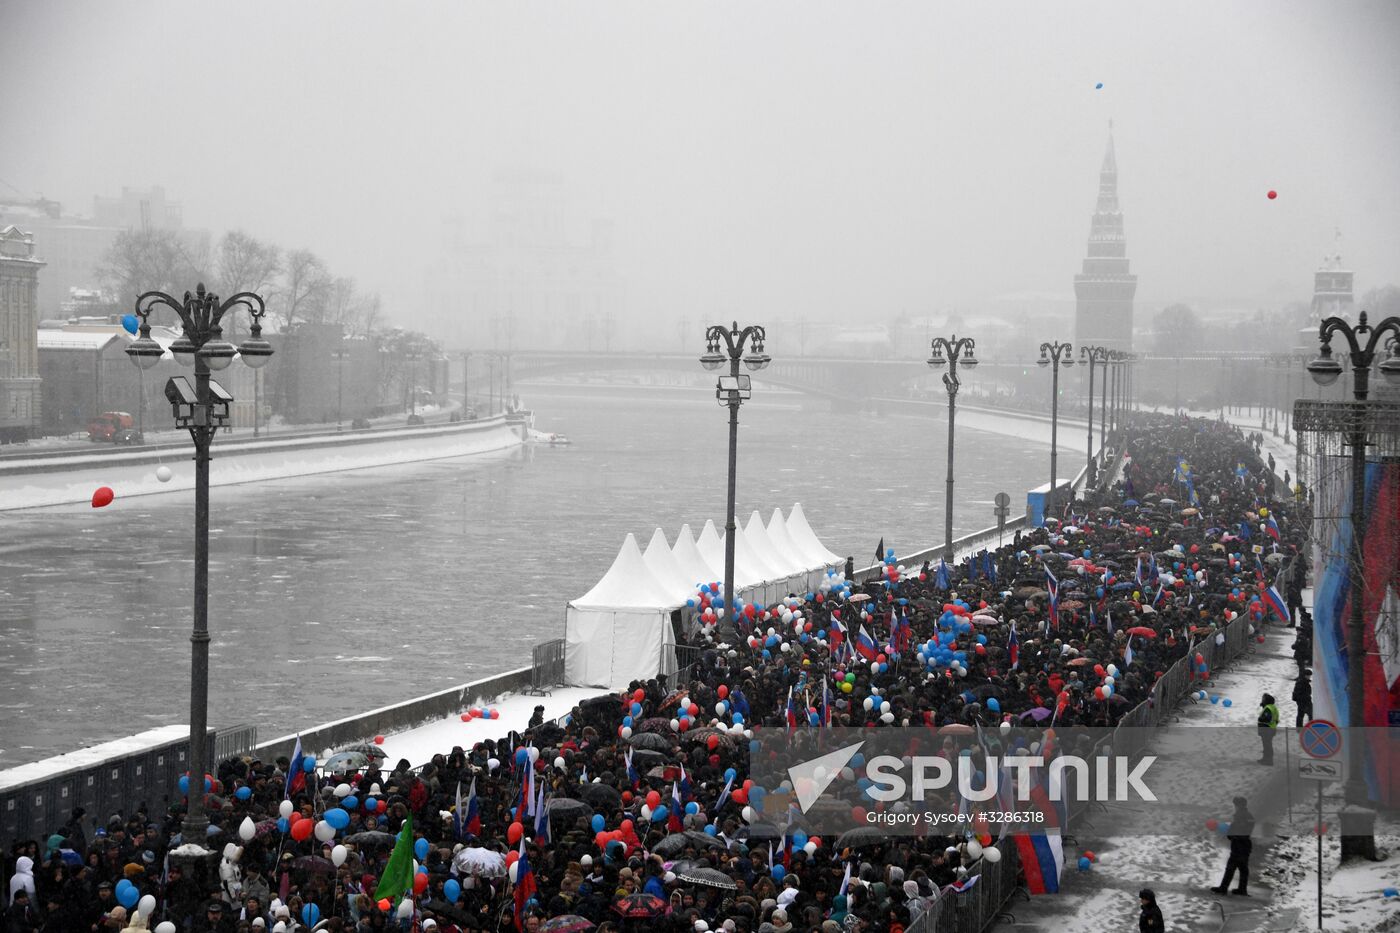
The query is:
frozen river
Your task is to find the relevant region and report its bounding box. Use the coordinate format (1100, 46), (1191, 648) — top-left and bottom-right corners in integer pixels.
(0, 385), (1050, 766)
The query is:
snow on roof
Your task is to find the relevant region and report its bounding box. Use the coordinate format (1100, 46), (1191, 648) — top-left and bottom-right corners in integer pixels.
(37, 330), (125, 351)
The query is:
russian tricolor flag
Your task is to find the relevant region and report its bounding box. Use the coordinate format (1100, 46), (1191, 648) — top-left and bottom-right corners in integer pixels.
(1007, 623), (1019, 671)
(1014, 833), (1065, 894)
(1262, 584), (1289, 622)
(855, 625), (879, 661)
(785, 687), (798, 732)
(1265, 515), (1281, 540)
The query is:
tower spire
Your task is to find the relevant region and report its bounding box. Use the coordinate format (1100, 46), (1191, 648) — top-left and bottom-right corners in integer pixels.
(1074, 123), (1136, 351)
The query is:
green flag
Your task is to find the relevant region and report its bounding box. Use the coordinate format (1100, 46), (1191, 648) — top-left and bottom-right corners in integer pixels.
(373, 812), (415, 903)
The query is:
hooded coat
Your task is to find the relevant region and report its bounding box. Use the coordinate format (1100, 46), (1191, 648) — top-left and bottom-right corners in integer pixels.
(1139, 889), (1164, 933)
(7, 857), (35, 906)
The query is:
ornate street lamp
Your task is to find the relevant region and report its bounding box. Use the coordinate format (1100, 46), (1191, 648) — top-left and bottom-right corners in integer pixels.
(1306, 310), (1400, 810)
(700, 321), (770, 639)
(124, 283), (272, 845)
(927, 335), (978, 560)
(1038, 341), (1074, 512)
(1080, 345), (1110, 485)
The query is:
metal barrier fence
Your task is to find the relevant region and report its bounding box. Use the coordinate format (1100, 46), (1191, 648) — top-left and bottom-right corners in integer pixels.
(668, 644), (706, 685)
(527, 638), (566, 694)
(214, 723), (259, 762)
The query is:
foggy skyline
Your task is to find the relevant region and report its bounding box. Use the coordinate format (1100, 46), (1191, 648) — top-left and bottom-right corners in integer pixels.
(3, 1), (1399, 338)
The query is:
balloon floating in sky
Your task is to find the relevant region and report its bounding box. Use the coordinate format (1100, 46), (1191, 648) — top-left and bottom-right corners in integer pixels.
(92, 486), (114, 508)
(1095, 82), (1103, 89)
(121, 314), (139, 335)
(156, 466), (173, 483)
(1267, 190), (1277, 200)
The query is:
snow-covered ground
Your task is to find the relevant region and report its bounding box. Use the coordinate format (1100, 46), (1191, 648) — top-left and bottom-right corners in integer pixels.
(1007, 588), (1400, 933)
(331, 687), (605, 770)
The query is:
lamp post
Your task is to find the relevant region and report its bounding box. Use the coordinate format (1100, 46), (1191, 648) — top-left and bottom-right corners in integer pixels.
(462, 352), (472, 417)
(123, 283), (272, 844)
(1080, 345), (1109, 485)
(404, 345), (423, 418)
(927, 335), (978, 560)
(332, 347), (350, 430)
(1038, 341), (1074, 513)
(699, 321), (770, 641)
(1306, 310), (1400, 810)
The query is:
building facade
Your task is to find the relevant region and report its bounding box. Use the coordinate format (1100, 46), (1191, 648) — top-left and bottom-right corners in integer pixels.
(1073, 131), (1137, 351)
(0, 226), (45, 441)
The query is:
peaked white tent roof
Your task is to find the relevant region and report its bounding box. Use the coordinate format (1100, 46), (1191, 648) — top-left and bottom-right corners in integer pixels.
(571, 533), (681, 609)
(745, 510), (805, 577)
(766, 508), (809, 574)
(695, 518), (762, 589)
(671, 523), (719, 589)
(642, 528), (696, 602)
(733, 519), (785, 585)
(786, 503), (842, 567)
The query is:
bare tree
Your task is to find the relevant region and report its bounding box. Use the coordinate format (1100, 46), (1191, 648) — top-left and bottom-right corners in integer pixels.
(97, 228), (210, 313)
(214, 231), (281, 334)
(1152, 303), (1205, 355)
(274, 248), (332, 328)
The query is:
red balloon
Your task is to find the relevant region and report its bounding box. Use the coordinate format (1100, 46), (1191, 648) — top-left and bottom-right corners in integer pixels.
(707, 735), (720, 750)
(413, 873), (429, 894)
(374, 735), (385, 745)
(1094, 687), (1106, 700)
(377, 899), (391, 913)
(1267, 190), (1277, 200)
(717, 685), (729, 699)
(620, 819), (635, 836)
(687, 703), (699, 717)
(91, 486), (114, 508)
(1084, 850), (1096, 861)
(646, 790), (662, 808)
(461, 713), (471, 721)
(290, 819), (314, 841)
(377, 800), (387, 813)
(851, 806), (867, 822)
(731, 788), (748, 805)
(505, 850), (519, 867)
(595, 831), (609, 848)
(1205, 818), (1219, 831)
(507, 821), (524, 845)
(677, 718), (690, 732)
(633, 688), (646, 702)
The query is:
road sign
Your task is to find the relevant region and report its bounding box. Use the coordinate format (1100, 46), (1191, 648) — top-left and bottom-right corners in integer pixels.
(994, 492), (1011, 508)
(1299, 720), (1341, 759)
(1297, 758), (1345, 782)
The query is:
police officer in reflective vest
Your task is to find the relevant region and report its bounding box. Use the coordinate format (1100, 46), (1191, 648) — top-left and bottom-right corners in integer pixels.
(1257, 693), (1280, 764)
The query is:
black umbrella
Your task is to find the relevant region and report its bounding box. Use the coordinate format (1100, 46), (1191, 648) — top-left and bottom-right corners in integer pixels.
(578, 784), (622, 809)
(546, 798), (594, 820)
(650, 830), (724, 857)
(630, 748), (668, 765)
(344, 831), (395, 846)
(674, 866), (738, 891)
(742, 822), (783, 842)
(628, 733), (673, 752)
(835, 826), (889, 848)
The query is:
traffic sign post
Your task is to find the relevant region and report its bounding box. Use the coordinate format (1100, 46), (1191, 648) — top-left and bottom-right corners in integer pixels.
(1296, 719), (1344, 931)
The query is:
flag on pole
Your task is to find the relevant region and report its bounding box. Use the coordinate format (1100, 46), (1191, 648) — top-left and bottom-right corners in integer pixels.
(534, 782), (550, 844)
(1265, 515), (1281, 540)
(373, 812), (415, 905)
(714, 774), (734, 812)
(284, 735), (304, 799)
(1045, 567), (1060, 625)
(668, 782), (684, 833)
(935, 559), (950, 590)
(855, 625), (879, 661)
(513, 838), (537, 931)
(785, 687), (798, 732)
(1008, 623), (1020, 670)
(875, 537), (885, 564)
(1123, 636), (1135, 669)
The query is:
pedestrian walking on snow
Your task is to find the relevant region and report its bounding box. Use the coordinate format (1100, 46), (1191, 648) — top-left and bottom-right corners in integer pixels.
(1293, 670), (1313, 727)
(1212, 797), (1255, 896)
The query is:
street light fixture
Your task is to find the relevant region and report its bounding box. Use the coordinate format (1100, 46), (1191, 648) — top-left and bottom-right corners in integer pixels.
(1038, 341), (1074, 513)
(1080, 345), (1110, 485)
(1306, 310), (1400, 811)
(332, 347), (351, 430)
(699, 321), (769, 641)
(124, 283), (272, 846)
(927, 334), (977, 560)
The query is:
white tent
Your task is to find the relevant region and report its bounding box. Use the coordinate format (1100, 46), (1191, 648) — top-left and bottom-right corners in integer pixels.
(671, 523), (719, 590)
(731, 521), (785, 605)
(786, 503), (843, 568)
(743, 511), (807, 602)
(564, 534), (679, 689)
(696, 519), (760, 590)
(642, 528), (696, 604)
(768, 507), (828, 591)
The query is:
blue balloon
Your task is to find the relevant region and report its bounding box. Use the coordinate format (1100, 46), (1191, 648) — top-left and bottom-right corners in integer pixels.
(652, 805), (668, 823)
(1210, 695), (1220, 705)
(685, 802), (699, 815)
(1077, 856), (1091, 871)
(277, 817), (289, 833)
(325, 808), (350, 830)
(704, 824), (718, 836)
(302, 755), (316, 773)
(622, 715), (633, 727)
(631, 702), (643, 717)
(686, 599), (696, 608)
(445, 879), (461, 902)
(725, 768), (737, 782)
(1222, 699), (1233, 708)
(121, 314), (139, 335)
(771, 864), (786, 881)
(414, 838), (430, 860)
(515, 749), (530, 766)
(1382, 887), (1398, 898)
(178, 775), (190, 796)
(792, 831), (808, 849)
(117, 883), (139, 909)
(115, 880), (132, 896)
(234, 785), (252, 801)
(302, 904), (320, 927)
(591, 814), (605, 833)
(987, 698), (1001, 713)
(365, 797), (378, 811)
(343, 795), (358, 810)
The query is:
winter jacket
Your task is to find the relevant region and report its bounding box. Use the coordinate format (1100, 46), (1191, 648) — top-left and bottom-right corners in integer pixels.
(1257, 695), (1279, 729)
(1139, 891), (1163, 933)
(7, 858), (35, 907)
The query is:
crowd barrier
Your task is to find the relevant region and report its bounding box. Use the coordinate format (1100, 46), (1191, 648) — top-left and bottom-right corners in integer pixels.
(528, 639), (566, 694)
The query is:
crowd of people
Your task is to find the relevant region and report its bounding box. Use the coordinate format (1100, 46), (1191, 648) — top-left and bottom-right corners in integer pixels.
(4, 411), (1310, 933)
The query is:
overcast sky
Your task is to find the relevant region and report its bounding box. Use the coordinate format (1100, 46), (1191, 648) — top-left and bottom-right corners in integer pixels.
(2, 1), (1398, 330)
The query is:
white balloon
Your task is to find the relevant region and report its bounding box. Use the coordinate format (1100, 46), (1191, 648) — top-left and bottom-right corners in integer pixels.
(239, 816), (256, 841)
(640, 805), (652, 820)
(670, 719), (681, 732)
(527, 747), (540, 763)
(230, 846), (243, 863)
(863, 698), (874, 712)
(156, 924), (177, 933)
(509, 861), (521, 884)
(554, 756), (566, 770)
(620, 728), (632, 739)
(742, 806), (755, 823)
(966, 840), (983, 860)
(999, 721), (1011, 734)
(715, 702), (726, 715)
(487, 758), (500, 771)
(223, 843), (239, 860)
(314, 819), (336, 842)
(335, 783), (351, 797)
(138, 894), (156, 917)
(278, 800), (294, 818)
(880, 712), (895, 724)
(803, 841), (817, 855)
(331, 844), (347, 867)
(397, 898), (414, 919)
(983, 846), (1002, 864)
(155, 465), (173, 483)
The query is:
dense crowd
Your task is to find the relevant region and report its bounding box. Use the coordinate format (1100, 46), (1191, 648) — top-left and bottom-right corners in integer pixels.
(4, 412), (1309, 933)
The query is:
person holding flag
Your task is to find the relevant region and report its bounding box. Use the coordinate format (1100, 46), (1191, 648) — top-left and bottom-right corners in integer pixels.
(513, 839), (538, 931)
(373, 812), (415, 908)
(1007, 622), (1019, 670)
(1045, 567), (1060, 627)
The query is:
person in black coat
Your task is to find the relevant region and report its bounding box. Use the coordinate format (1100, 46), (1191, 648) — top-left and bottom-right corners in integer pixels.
(1138, 888), (1164, 933)
(1293, 670), (1313, 727)
(1212, 797), (1255, 896)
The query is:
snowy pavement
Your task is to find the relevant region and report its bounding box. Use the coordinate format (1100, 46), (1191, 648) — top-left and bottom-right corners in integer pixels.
(335, 686), (606, 770)
(1004, 591), (1400, 933)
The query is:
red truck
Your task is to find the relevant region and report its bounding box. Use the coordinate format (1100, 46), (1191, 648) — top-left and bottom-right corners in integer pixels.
(87, 411), (134, 442)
